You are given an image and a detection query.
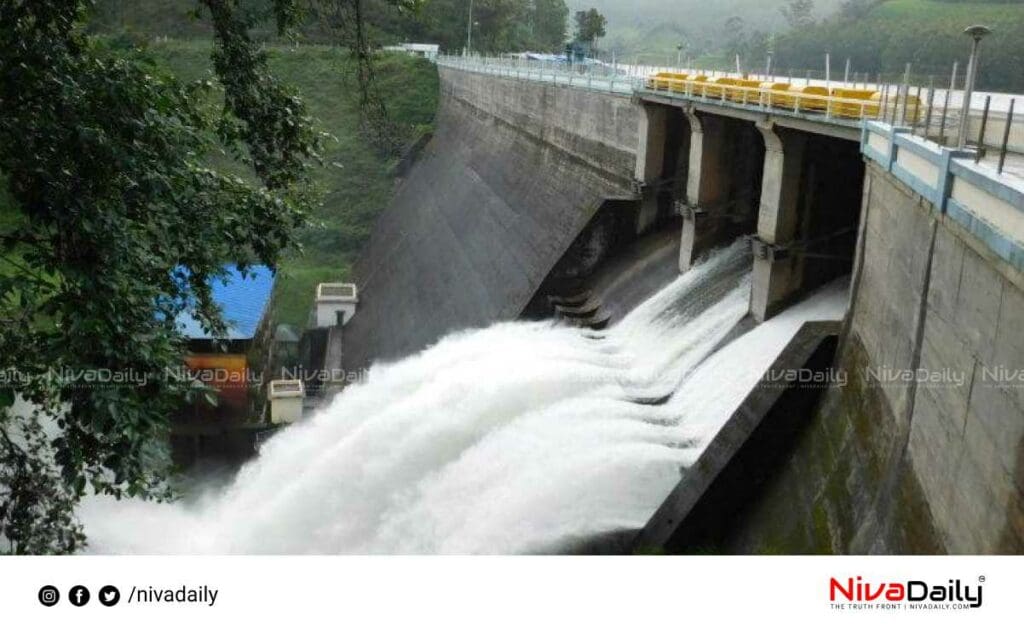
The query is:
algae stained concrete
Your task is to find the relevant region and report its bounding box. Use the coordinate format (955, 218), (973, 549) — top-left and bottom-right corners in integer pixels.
(726, 163), (1024, 554)
(341, 68), (640, 370)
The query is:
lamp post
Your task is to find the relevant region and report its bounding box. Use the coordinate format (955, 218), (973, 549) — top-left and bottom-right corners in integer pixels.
(676, 44), (683, 69)
(957, 24), (992, 149)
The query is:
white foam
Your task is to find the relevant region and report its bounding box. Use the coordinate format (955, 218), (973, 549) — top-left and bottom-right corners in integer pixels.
(79, 244), (848, 554)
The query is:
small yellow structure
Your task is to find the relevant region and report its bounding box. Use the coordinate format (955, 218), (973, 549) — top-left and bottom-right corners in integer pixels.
(644, 71), (923, 123)
(726, 79), (764, 104)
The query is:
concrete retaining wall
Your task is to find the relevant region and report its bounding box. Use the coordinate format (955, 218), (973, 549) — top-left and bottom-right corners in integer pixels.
(725, 163), (1024, 553)
(341, 67), (640, 369)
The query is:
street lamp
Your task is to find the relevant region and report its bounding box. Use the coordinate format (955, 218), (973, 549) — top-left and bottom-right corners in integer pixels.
(676, 44), (683, 68)
(957, 24), (993, 149)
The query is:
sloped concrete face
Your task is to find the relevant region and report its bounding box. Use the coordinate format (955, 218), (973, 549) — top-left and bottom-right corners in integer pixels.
(341, 69), (639, 370)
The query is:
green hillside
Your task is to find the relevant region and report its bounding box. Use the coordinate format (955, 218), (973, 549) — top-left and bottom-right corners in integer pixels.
(875, 0), (1024, 21)
(145, 41), (440, 329)
(2, 37), (439, 331)
(766, 0), (1024, 91)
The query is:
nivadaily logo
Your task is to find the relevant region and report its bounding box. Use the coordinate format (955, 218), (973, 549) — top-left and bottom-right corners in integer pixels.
(829, 575), (985, 610)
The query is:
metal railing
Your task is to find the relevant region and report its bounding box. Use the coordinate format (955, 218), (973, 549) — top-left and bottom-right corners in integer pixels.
(438, 54), (643, 95)
(439, 54), (1022, 177)
(643, 75), (892, 125)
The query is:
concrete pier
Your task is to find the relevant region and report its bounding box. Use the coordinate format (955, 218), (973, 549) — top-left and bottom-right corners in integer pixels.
(633, 104), (668, 234)
(750, 122), (807, 321)
(678, 110), (763, 271)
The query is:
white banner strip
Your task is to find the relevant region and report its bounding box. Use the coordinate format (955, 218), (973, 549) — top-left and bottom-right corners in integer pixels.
(1, 556), (1018, 631)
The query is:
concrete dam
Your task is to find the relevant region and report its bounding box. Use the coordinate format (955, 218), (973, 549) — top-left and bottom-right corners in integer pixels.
(340, 65), (643, 369)
(334, 57), (1024, 554)
(83, 58), (1024, 554)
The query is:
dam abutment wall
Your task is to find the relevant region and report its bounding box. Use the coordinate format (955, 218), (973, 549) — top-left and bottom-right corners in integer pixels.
(708, 161), (1024, 554)
(341, 67), (643, 369)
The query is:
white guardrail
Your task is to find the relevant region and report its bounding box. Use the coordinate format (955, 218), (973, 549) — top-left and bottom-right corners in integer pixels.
(437, 54), (641, 96)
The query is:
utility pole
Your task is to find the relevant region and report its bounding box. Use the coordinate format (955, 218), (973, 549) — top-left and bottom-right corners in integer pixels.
(957, 25), (992, 149)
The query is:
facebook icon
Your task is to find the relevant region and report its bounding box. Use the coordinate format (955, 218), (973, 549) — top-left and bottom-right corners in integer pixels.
(68, 585), (90, 607)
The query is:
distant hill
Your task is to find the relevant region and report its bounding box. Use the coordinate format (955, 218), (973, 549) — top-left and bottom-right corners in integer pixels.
(764, 0), (1024, 92)
(565, 0), (846, 61)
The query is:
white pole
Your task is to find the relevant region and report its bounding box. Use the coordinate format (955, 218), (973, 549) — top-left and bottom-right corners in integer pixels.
(958, 40), (981, 149)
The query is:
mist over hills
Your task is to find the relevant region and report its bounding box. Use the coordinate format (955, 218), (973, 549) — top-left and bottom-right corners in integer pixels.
(565, 0), (845, 59)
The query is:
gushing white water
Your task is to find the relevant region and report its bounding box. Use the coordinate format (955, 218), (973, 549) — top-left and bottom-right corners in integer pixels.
(80, 242), (847, 554)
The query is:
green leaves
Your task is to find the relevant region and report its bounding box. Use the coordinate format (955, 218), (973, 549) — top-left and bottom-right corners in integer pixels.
(0, 0), (318, 552)
(203, 0), (325, 190)
(0, 411), (86, 554)
(573, 8), (606, 45)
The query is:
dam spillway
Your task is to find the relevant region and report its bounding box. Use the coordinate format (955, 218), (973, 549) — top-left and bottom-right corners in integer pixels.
(81, 58), (1024, 555)
(80, 244), (847, 554)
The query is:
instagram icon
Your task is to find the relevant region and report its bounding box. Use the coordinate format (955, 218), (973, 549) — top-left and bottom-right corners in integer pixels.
(38, 585), (60, 607)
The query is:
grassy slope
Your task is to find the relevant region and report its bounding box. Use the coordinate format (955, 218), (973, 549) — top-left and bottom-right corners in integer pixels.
(147, 41), (438, 329)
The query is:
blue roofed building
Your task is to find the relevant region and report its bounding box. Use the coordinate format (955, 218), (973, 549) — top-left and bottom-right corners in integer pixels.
(172, 265), (278, 465)
(175, 265), (276, 342)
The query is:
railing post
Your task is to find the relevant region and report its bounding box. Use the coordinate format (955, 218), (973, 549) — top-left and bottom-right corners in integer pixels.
(911, 83), (923, 134)
(923, 79), (935, 141)
(890, 84), (901, 125)
(975, 95), (991, 163)
(939, 62), (957, 145)
(998, 98), (1015, 174)
(898, 63), (911, 126)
